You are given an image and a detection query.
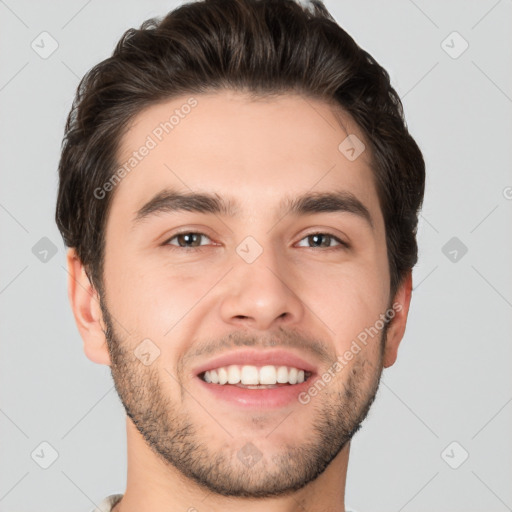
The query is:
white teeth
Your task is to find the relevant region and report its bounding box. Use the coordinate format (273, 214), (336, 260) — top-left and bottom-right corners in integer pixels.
(276, 366), (289, 383)
(240, 365), (259, 385)
(259, 365), (277, 385)
(227, 365), (241, 384)
(202, 364), (309, 386)
(218, 367), (228, 385)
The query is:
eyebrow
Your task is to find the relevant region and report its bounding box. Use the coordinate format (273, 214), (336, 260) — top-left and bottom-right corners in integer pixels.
(132, 187), (374, 229)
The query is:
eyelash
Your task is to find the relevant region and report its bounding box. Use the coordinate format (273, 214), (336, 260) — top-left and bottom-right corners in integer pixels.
(162, 231), (349, 252)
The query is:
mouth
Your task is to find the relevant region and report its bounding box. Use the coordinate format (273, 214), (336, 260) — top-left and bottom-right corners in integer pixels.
(192, 349), (318, 408)
(198, 365), (314, 387)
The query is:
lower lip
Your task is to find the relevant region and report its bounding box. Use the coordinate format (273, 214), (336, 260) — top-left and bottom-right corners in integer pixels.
(195, 375), (316, 409)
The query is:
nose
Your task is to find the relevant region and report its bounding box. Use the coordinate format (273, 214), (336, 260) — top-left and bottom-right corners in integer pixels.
(219, 242), (305, 332)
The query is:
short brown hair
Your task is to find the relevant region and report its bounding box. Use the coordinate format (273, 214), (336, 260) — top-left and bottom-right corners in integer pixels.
(55, 0), (425, 300)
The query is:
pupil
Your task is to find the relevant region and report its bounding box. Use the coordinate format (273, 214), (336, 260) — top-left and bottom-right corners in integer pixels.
(181, 233), (199, 247)
(311, 234), (327, 247)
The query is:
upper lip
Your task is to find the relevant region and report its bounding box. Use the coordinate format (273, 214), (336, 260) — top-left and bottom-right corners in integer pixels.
(192, 348), (318, 376)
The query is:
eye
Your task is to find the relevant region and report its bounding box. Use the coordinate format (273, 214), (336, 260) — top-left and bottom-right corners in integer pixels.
(164, 231), (213, 250)
(296, 232), (348, 250)
(162, 231), (349, 251)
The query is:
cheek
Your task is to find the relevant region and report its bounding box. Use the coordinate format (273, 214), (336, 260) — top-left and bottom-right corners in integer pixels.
(305, 260), (389, 346)
(107, 254), (212, 334)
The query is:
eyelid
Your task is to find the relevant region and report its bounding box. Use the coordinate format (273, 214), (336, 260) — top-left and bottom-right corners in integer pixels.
(163, 230), (214, 247)
(162, 229), (350, 250)
(299, 226), (350, 246)
(297, 230), (349, 248)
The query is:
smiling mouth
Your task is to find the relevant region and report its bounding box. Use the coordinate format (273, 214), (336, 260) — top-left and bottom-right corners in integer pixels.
(195, 365), (317, 409)
(192, 348), (319, 392)
(198, 369), (314, 388)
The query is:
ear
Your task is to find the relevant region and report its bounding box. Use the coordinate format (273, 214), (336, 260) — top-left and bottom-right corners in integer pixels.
(66, 248), (111, 366)
(382, 271), (413, 368)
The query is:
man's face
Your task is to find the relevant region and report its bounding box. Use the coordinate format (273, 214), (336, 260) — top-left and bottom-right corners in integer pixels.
(98, 90), (394, 497)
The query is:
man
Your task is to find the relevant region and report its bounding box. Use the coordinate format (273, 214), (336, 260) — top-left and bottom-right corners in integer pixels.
(55, 0), (425, 511)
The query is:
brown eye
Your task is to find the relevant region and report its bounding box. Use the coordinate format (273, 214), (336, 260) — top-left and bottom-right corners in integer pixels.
(296, 232), (348, 249)
(165, 232), (211, 249)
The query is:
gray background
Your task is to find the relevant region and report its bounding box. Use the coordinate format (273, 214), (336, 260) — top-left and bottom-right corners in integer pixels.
(1, 0), (511, 511)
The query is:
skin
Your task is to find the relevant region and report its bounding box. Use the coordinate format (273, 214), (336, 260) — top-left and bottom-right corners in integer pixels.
(67, 90), (412, 512)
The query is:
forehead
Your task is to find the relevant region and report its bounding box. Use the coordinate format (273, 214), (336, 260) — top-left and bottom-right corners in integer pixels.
(110, 90), (379, 226)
